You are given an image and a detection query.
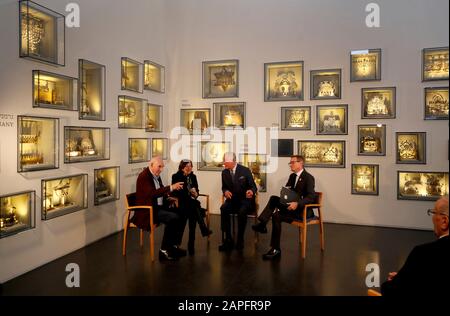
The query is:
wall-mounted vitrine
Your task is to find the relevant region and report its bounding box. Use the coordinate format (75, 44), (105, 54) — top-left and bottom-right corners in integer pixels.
(42, 174), (88, 220)
(94, 166), (120, 206)
(17, 115), (59, 173)
(32, 70), (77, 110)
(397, 171), (448, 201)
(396, 132), (426, 164)
(422, 47), (449, 82)
(79, 59), (106, 121)
(152, 138), (168, 160)
(118, 95), (146, 129)
(351, 164), (379, 195)
(146, 103), (163, 132)
(128, 138), (151, 164)
(180, 108), (211, 135)
(64, 126), (110, 163)
(144, 60), (165, 93)
(19, 0), (65, 66)
(121, 57), (143, 93)
(0, 191), (35, 238)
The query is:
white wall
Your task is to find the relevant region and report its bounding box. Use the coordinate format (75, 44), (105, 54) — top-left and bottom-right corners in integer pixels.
(0, 0), (448, 283)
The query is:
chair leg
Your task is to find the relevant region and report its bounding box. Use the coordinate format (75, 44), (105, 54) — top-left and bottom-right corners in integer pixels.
(150, 228), (155, 262)
(254, 217), (258, 244)
(319, 211), (325, 251)
(140, 229), (144, 247)
(301, 225), (307, 259)
(122, 214), (130, 256)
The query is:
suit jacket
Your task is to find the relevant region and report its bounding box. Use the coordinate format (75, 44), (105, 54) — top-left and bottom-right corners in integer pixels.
(285, 169), (316, 204)
(171, 171), (199, 206)
(132, 167), (171, 229)
(381, 235), (449, 296)
(222, 164), (257, 202)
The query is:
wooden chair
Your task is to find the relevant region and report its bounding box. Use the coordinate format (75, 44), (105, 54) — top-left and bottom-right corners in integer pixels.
(368, 289), (382, 296)
(289, 192), (324, 259)
(198, 193), (211, 241)
(122, 193), (157, 261)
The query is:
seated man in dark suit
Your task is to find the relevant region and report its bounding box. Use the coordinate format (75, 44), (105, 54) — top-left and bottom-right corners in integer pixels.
(381, 196), (449, 296)
(132, 156), (185, 261)
(219, 152), (257, 251)
(252, 155), (316, 260)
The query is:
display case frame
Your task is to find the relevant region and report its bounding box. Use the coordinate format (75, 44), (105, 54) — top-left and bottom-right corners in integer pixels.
(361, 87), (396, 119)
(397, 171), (449, 201)
(424, 87), (449, 120)
(316, 104), (348, 135)
(271, 139), (294, 157)
(239, 153), (267, 192)
(350, 49), (381, 82)
(78, 59), (106, 121)
(17, 115), (59, 173)
(152, 138), (169, 160)
(197, 141), (231, 171)
(351, 164), (379, 196)
(144, 60), (165, 93)
(422, 47), (449, 82)
(180, 108), (211, 135)
(297, 140), (346, 168)
(128, 138), (151, 164)
(118, 95), (147, 129)
(19, 0), (65, 66)
(358, 124), (386, 156)
(0, 190), (36, 238)
(202, 59), (239, 99)
(94, 166), (120, 206)
(64, 126), (110, 163)
(280, 106), (311, 131)
(121, 57), (143, 93)
(213, 102), (246, 129)
(396, 132), (426, 164)
(32, 70), (77, 111)
(146, 103), (163, 132)
(310, 68), (342, 100)
(264, 61), (304, 102)
(41, 173), (88, 220)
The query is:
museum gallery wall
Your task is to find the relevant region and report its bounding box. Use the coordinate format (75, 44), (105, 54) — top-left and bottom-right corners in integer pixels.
(0, 0), (448, 283)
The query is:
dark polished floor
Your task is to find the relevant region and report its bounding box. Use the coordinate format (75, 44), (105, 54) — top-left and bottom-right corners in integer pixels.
(0, 215), (432, 296)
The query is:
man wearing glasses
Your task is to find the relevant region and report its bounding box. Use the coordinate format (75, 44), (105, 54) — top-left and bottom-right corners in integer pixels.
(252, 155), (316, 260)
(381, 196), (449, 296)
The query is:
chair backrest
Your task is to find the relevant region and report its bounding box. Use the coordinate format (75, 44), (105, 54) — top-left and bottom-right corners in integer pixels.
(315, 192), (323, 205)
(126, 193), (137, 209)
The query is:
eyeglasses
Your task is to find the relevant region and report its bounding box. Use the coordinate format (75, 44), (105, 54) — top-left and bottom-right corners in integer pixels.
(427, 209), (449, 217)
(288, 161), (300, 165)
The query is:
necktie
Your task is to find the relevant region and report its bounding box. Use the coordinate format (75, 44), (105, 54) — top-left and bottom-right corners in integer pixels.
(230, 169), (235, 183)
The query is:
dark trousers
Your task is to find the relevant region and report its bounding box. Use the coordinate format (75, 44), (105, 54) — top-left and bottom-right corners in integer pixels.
(258, 195), (313, 250)
(180, 199), (208, 245)
(157, 207), (186, 250)
(220, 198), (252, 242)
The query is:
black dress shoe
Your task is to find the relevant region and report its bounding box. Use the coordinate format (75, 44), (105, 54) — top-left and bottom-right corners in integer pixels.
(172, 245), (187, 257)
(262, 248), (281, 260)
(252, 223), (267, 234)
(218, 240), (234, 252)
(159, 249), (178, 261)
(201, 228), (213, 237)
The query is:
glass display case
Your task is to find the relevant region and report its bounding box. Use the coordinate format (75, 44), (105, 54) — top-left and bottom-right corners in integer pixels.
(264, 61), (304, 101)
(17, 115), (59, 172)
(94, 166), (120, 206)
(128, 138), (151, 164)
(203, 59), (239, 98)
(424, 87), (449, 120)
(144, 60), (165, 93)
(351, 164), (379, 195)
(152, 138), (168, 160)
(316, 104), (348, 135)
(19, 0), (65, 66)
(350, 49), (381, 81)
(310, 69), (341, 100)
(298, 140), (346, 168)
(79, 59), (106, 121)
(280, 106), (311, 130)
(240, 153), (267, 192)
(397, 171), (448, 201)
(42, 174), (88, 220)
(180, 108), (211, 135)
(422, 47), (449, 81)
(396, 132), (426, 164)
(361, 87), (396, 119)
(118, 95), (147, 129)
(358, 124), (386, 156)
(146, 103), (163, 132)
(0, 191), (35, 238)
(213, 102), (245, 129)
(32, 70), (77, 110)
(121, 57), (143, 93)
(198, 141), (230, 171)
(64, 126), (110, 163)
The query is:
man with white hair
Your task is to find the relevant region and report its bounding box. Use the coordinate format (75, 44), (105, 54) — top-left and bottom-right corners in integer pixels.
(381, 196), (449, 296)
(132, 157), (184, 261)
(219, 152), (257, 251)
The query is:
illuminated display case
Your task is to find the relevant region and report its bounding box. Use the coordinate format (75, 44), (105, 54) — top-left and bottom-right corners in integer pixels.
(350, 49), (381, 82)
(146, 103), (162, 132)
(0, 191), (35, 238)
(32, 70), (77, 110)
(152, 138), (168, 160)
(203, 59), (239, 98)
(118, 95), (147, 129)
(396, 132), (426, 164)
(240, 153), (267, 192)
(280, 106), (311, 131)
(213, 102), (245, 129)
(298, 140), (346, 168)
(121, 57), (143, 93)
(361, 87), (396, 119)
(351, 164), (379, 195)
(128, 138), (151, 164)
(310, 69), (341, 100)
(397, 171), (448, 201)
(358, 124), (386, 156)
(422, 47), (449, 81)
(424, 87), (449, 120)
(198, 141), (230, 171)
(180, 108), (211, 135)
(316, 104), (348, 135)
(94, 166), (120, 206)
(64, 126), (110, 163)
(42, 174), (88, 220)
(144, 60), (165, 93)
(79, 59), (106, 121)
(265, 61), (304, 101)
(17, 115), (59, 173)
(19, 0), (65, 66)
